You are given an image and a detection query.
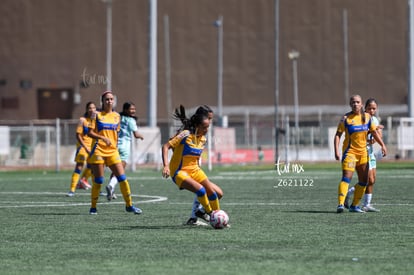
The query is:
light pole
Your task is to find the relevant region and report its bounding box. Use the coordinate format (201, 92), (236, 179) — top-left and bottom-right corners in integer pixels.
(274, 0), (280, 163)
(148, 0), (157, 127)
(214, 15), (223, 127)
(288, 50), (300, 160)
(102, 0), (112, 91)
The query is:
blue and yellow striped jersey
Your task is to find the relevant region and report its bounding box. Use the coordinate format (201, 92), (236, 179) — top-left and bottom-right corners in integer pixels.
(89, 111), (120, 156)
(76, 116), (93, 150)
(337, 112), (377, 155)
(168, 130), (206, 173)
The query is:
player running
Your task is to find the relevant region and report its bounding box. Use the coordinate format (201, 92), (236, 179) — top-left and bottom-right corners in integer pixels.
(161, 105), (223, 223)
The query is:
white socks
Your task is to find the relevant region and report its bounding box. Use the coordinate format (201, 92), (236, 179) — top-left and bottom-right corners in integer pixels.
(363, 193), (372, 207)
(108, 176), (118, 190)
(347, 186), (355, 195)
(190, 196), (201, 219)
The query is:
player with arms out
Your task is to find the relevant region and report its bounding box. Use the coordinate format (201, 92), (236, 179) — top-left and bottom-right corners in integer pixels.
(184, 105), (216, 225)
(334, 94), (387, 213)
(87, 91), (142, 215)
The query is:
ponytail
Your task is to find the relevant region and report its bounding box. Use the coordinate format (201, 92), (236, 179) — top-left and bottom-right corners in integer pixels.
(360, 107), (365, 124)
(172, 105), (209, 135)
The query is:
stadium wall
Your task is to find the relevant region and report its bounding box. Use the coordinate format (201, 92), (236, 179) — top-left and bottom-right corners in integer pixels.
(0, 0), (408, 127)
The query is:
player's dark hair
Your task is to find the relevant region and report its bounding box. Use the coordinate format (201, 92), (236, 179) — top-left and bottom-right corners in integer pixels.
(120, 101), (137, 121)
(361, 107), (366, 124)
(173, 105), (208, 134)
(195, 105), (213, 116)
(365, 98), (377, 109)
(83, 101), (95, 117)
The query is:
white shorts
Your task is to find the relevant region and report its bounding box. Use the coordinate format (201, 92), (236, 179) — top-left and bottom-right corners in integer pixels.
(118, 141), (131, 162)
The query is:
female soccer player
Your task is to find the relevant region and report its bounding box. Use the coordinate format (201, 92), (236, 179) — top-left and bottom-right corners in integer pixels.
(345, 98), (384, 212)
(161, 105), (223, 221)
(66, 101), (96, 197)
(185, 105), (216, 225)
(87, 91), (142, 215)
(334, 95), (387, 213)
(105, 102), (144, 201)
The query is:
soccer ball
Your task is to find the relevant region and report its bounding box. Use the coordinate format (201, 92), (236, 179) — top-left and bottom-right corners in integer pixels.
(209, 210), (229, 229)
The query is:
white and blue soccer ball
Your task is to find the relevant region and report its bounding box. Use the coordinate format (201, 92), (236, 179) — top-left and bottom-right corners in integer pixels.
(209, 210), (229, 229)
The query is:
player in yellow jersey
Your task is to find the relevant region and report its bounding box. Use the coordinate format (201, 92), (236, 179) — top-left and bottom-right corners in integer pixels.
(87, 90), (141, 215)
(161, 105), (223, 222)
(105, 102), (144, 201)
(66, 101), (96, 197)
(184, 105), (216, 225)
(334, 95), (387, 213)
(345, 98), (384, 212)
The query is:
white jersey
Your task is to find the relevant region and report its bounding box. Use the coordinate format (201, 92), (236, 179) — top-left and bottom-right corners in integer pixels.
(117, 116), (138, 161)
(367, 116), (380, 156)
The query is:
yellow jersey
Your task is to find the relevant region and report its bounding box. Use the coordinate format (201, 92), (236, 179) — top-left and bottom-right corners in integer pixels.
(337, 112), (377, 155)
(76, 116), (93, 150)
(89, 111), (120, 157)
(168, 130), (206, 174)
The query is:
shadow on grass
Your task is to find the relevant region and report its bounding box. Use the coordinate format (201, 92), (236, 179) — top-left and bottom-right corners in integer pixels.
(110, 225), (211, 230)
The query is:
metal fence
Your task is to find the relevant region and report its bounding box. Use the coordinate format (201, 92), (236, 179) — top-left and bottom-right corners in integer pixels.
(0, 115), (409, 169)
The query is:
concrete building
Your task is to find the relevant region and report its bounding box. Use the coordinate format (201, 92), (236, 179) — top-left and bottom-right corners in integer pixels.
(0, 0), (409, 124)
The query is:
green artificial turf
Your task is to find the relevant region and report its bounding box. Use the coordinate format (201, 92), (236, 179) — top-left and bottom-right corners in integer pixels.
(0, 162), (413, 274)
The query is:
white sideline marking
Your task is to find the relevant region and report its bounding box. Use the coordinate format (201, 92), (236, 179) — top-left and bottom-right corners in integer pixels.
(0, 192), (168, 208)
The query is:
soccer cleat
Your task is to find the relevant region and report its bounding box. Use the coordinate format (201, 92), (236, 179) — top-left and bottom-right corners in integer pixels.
(362, 205), (380, 212)
(106, 185), (114, 201)
(195, 209), (210, 222)
(344, 195), (350, 209)
(79, 178), (91, 190)
(337, 204), (344, 213)
(126, 205), (142, 215)
(349, 205), (365, 213)
(66, 191), (75, 197)
(89, 208), (97, 215)
(185, 217), (208, 226)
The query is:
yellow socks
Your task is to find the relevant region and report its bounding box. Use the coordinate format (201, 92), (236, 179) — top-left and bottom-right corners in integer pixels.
(70, 172), (81, 192)
(338, 181), (349, 206)
(80, 168), (92, 181)
(197, 195), (212, 213)
(119, 180), (133, 207)
(90, 182), (101, 208)
(208, 193), (220, 211)
(195, 187), (212, 213)
(352, 183), (367, 207)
